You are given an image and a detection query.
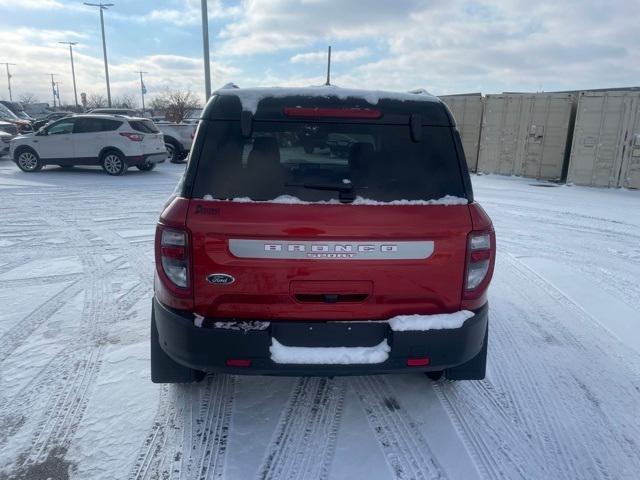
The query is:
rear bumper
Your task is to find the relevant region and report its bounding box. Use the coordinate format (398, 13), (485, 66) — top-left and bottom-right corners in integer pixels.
(127, 152), (167, 165)
(153, 298), (488, 376)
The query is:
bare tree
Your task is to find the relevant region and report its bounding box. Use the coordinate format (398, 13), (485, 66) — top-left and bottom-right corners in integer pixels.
(18, 93), (39, 104)
(150, 89), (201, 123)
(86, 94), (108, 109)
(111, 94), (137, 109)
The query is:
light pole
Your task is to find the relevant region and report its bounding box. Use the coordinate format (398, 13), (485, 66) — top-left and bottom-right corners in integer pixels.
(59, 42), (79, 109)
(84, 2), (114, 107)
(201, 0), (211, 100)
(0, 62), (16, 101)
(136, 71), (147, 113)
(49, 73), (58, 108)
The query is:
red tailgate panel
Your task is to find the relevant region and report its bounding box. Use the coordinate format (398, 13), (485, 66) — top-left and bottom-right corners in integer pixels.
(187, 200), (472, 321)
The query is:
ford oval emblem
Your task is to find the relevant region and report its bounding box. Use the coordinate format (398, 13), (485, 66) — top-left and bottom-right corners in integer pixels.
(207, 273), (235, 285)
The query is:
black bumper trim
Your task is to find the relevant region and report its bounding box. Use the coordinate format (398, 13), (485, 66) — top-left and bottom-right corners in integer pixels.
(153, 298), (488, 376)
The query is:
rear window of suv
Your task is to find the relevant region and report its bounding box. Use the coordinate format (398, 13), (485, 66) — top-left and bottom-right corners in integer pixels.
(129, 120), (160, 134)
(191, 121), (466, 203)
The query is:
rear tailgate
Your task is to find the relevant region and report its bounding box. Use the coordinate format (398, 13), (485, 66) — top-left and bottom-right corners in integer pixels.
(188, 201), (472, 321)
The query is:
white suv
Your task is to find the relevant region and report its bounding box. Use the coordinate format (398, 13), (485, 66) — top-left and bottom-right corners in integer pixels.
(10, 114), (167, 175)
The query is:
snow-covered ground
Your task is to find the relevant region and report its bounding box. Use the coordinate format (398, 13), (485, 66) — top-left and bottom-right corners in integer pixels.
(0, 157), (639, 480)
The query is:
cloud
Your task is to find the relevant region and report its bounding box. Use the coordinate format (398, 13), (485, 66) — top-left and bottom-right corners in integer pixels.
(216, 0), (640, 93)
(290, 47), (370, 64)
(145, 0), (241, 27)
(0, 28), (241, 106)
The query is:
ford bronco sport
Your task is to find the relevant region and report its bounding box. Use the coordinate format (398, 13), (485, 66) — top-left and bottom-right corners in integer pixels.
(151, 86), (495, 383)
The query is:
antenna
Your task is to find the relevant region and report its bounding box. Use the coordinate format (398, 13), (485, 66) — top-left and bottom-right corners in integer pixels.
(325, 46), (332, 86)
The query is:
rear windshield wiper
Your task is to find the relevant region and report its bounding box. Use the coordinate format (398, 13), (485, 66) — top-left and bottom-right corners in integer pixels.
(285, 182), (356, 203)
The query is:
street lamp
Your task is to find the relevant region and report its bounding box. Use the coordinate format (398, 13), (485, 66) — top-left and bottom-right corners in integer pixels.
(201, 0), (211, 100)
(83, 2), (114, 107)
(0, 62), (16, 101)
(59, 42), (79, 109)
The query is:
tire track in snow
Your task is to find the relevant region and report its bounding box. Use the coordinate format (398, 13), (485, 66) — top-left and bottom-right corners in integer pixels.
(129, 375), (236, 480)
(354, 376), (446, 480)
(12, 280), (149, 469)
(256, 377), (346, 480)
(0, 251), (119, 365)
(435, 255), (640, 480)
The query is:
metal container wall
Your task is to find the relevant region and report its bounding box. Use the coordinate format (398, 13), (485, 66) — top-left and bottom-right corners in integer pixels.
(439, 94), (483, 172)
(478, 93), (575, 180)
(567, 91), (640, 189)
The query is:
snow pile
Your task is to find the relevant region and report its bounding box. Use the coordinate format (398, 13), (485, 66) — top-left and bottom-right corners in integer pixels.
(388, 310), (474, 331)
(213, 321), (270, 332)
(270, 339), (390, 364)
(215, 85), (438, 114)
(204, 195), (468, 206)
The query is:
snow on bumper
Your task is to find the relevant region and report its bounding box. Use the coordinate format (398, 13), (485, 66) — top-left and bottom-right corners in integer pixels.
(152, 298), (488, 375)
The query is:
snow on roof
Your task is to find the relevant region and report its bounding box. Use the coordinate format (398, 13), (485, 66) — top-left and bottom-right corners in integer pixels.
(215, 84), (437, 114)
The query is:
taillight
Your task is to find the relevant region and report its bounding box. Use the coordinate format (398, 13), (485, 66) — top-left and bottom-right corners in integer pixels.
(464, 231), (494, 295)
(119, 132), (144, 141)
(160, 227), (189, 288)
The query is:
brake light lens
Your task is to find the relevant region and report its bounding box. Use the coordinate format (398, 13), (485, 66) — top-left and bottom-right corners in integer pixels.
(283, 107), (382, 119)
(465, 232), (492, 291)
(160, 228), (188, 288)
(119, 132), (144, 141)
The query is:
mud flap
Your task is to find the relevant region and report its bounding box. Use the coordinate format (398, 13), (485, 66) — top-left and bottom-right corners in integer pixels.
(151, 309), (206, 384)
(445, 323), (488, 380)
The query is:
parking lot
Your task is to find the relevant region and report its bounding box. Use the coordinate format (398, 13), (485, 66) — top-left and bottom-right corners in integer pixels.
(0, 158), (639, 480)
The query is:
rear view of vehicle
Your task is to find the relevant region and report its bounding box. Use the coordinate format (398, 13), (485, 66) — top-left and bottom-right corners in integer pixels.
(151, 86), (495, 383)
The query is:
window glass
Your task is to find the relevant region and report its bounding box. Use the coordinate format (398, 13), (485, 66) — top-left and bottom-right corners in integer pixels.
(73, 118), (122, 133)
(192, 121), (465, 203)
(47, 120), (74, 135)
(129, 120), (159, 133)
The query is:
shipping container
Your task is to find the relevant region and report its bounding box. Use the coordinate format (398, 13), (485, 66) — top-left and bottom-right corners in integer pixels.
(567, 91), (640, 189)
(477, 93), (575, 181)
(439, 93), (483, 172)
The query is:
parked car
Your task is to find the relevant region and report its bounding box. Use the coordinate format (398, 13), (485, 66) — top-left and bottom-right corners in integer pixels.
(150, 86), (495, 383)
(32, 111), (75, 131)
(10, 114), (167, 175)
(90, 108), (195, 163)
(156, 122), (196, 163)
(0, 103), (32, 134)
(0, 130), (12, 157)
(89, 107), (143, 117)
(0, 101), (34, 121)
(0, 120), (18, 136)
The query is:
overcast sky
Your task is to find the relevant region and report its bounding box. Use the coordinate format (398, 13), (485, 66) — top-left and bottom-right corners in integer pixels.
(0, 0), (637, 107)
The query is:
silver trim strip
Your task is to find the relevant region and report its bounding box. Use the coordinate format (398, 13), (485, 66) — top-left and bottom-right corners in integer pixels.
(228, 239), (434, 260)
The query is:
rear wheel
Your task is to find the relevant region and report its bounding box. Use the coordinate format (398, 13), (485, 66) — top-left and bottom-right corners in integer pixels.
(151, 310), (206, 383)
(136, 161), (156, 171)
(425, 371), (444, 381)
(16, 149), (42, 172)
(101, 151), (127, 176)
(165, 141), (182, 163)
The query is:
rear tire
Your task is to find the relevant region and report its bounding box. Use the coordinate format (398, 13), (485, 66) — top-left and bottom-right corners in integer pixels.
(136, 161), (156, 171)
(101, 150), (127, 176)
(425, 371), (444, 381)
(445, 323), (488, 380)
(151, 309), (206, 383)
(165, 141), (182, 164)
(16, 148), (43, 172)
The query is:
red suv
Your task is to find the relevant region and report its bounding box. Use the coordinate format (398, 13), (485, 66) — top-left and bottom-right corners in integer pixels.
(151, 86), (495, 383)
